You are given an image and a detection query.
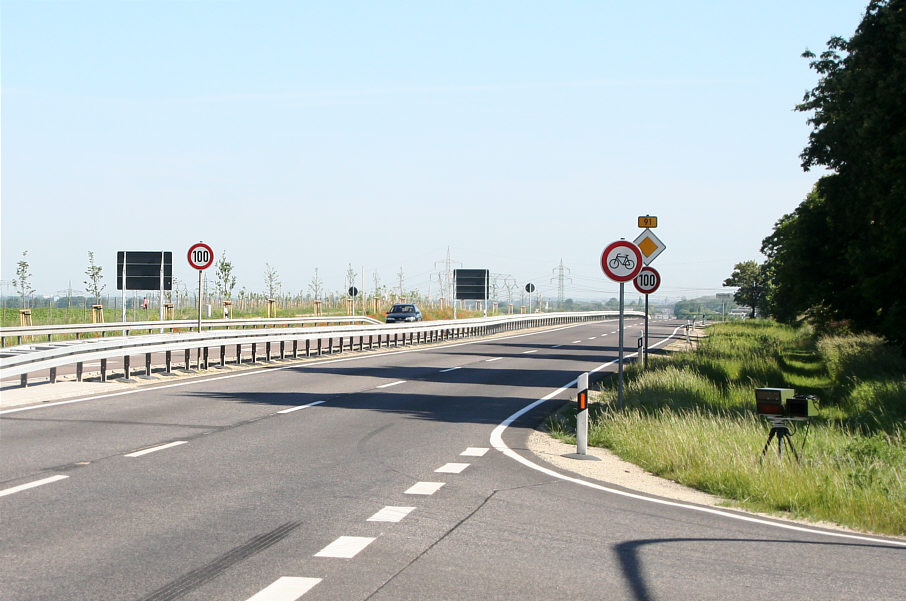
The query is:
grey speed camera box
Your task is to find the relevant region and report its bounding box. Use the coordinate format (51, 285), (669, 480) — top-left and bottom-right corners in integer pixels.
(755, 388), (794, 416)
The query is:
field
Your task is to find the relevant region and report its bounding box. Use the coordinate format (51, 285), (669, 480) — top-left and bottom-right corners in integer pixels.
(548, 321), (906, 536)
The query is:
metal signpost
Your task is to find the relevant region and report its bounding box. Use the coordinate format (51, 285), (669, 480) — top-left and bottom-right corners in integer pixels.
(525, 282), (535, 313)
(600, 239), (643, 409)
(187, 242), (214, 333)
(633, 266), (661, 369)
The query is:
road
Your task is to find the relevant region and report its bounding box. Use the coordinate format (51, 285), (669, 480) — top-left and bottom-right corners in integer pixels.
(1, 319), (903, 600)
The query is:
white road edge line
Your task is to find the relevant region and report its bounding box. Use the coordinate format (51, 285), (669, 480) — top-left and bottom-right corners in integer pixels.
(277, 400), (325, 414)
(244, 577), (322, 601)
(489, 325), (906, 549)
(0, 475), (69, 498)
(125, 440), (187, 458)
(376, 380), (406, 389)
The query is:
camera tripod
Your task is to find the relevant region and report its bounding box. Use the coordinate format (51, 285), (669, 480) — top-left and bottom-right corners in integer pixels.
(761, 417), (800, 463)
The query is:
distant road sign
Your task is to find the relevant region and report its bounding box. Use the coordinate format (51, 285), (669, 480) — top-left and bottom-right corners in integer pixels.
(187, 242), (214, 270)
(454, 269), (489, 300)
(638, 215), (658, 228)
(117, 251), (172, 291)
(601, 240), (643, 282)
(633, 266), (661, 295)
(632, 228), (666, 265)
(525, 283), (535, 293)
(348, 286), (359, 297)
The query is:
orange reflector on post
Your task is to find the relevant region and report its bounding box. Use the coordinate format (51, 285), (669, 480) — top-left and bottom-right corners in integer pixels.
(578, 390), (587, 411)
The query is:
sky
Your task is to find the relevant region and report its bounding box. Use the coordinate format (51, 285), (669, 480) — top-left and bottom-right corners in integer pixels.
(1, 0), (870, 305)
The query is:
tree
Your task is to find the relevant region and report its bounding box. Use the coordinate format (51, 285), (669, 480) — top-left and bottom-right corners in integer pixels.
(264, 262), (280, 300)
(785, 0), (906, 344)
(13, 251), (35, 309)
(723, 261), (767, 318)
(84, 251), (105, 305)
(215, 252), (237, 300)
(308, 268), (323, 301)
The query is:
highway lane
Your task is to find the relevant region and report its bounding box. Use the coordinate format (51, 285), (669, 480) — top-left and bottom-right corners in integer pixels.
(2, 318), (903, 601)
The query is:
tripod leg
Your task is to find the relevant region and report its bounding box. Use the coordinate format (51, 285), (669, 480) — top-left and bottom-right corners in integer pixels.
(785, 433), (800, 463)
(761, 430), (776, 459)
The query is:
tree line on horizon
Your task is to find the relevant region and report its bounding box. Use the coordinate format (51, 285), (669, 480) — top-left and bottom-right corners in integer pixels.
(725, 0), (905, 347)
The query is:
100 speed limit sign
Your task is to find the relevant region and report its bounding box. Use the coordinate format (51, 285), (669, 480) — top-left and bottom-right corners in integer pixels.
(187, 242), (214, 270)
(633, 266), (661, 295)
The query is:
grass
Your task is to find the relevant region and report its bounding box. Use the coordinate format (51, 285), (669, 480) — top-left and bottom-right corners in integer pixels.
(548, 321), (906, 536)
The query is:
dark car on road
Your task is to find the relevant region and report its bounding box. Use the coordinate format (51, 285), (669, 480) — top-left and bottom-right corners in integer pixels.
(385, 303), (423, 323)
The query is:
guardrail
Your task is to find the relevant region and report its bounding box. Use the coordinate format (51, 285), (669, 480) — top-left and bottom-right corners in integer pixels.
(0, 315), (382, 347)
(1, 311), (642, 388)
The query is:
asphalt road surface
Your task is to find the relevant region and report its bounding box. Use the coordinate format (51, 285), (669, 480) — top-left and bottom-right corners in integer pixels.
(2, 319), (903, 601)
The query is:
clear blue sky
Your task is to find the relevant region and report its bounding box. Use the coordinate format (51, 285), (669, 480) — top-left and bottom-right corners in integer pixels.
(1, 0), (869, 304)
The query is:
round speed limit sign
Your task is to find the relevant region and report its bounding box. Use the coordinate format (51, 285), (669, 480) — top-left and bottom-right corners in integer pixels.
(187, 242), (214, 270)
(633, 266), (661, 295)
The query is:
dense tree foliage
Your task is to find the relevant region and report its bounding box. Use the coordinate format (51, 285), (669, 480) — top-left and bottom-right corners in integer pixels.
(762, 0), (905, 345)
(723, 261), (768, 318)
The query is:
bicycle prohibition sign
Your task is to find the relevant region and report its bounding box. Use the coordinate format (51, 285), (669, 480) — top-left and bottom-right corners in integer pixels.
(601, 240), (643, 282)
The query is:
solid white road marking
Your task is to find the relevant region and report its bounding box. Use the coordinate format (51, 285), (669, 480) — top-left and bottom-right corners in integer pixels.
(572, 340), (582, 344)
(314, 536), (376, 558)
(485, 357), (503, 362)
(461, 447), (488, 457)
(439, 366), (462, 373)
(368, 506), (415, 523)
(521, 349), (538, 354)
(277, 401), (325, 414)
(405, 481), (445, 495)
(435, 463), (469, 474)
(376, 380), (406, 389)
(125, 440), (187, 458)
(245, 577), (321, 601)
(0, 475), (68, 498)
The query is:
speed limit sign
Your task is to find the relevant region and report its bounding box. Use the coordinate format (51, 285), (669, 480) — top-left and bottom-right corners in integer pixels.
(633, 266), (661, 295)
(187, 242), (214, 270)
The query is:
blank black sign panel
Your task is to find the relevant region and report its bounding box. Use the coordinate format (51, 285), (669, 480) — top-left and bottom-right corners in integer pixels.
(454, 269), (489, 300)
(117, 251), (173, 291)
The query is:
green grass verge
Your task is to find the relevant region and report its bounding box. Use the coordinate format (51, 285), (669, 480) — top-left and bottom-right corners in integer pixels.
(548, 321), (906, 536)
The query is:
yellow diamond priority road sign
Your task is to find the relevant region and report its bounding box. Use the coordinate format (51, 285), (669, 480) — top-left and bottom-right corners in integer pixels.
(632, 229), (666, 265)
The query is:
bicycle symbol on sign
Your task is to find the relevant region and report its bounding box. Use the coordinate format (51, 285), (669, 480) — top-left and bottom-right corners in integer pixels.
(609, 253), (635, 270)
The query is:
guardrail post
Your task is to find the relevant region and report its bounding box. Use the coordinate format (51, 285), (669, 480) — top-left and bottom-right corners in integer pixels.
(165, 351), (172, 374)
(220, 345), (226, 367)
(317, 339), (322, 356)
(236, 344), (242, 365)
(123, 355), (131, 381)
(203, 347), (209, 369)
(305, 339), (311, 357)
(280, 341), (285, 360)
(292, 340), (298, 359)
(145, 353), (152, 377)
(251, 343), (258, 364)
(184, 349), (191, 371)
(265, 342), (272, 362)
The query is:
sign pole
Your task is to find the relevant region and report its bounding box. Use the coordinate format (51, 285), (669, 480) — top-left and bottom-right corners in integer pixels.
(197, 270), (203, 333)
(121, 254), (127, 327)
(644, 294), (649, 369)
(618, 282), (625, 410)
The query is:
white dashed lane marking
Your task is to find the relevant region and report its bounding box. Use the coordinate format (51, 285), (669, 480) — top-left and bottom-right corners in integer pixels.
(461, 447), (488, 457)
(439, 366), (461, 372)
(244, 577), (321, 601)
(485, 357), (503, 362)
(124, 441), (187, 458)
(405, 481), (445, 495)
(368, 506), (416, 523)
(435, 462), (470, 474)
(521, 349), (538, 354)
(0, 475), (69, 498)
(314, 536), (376, 559)
(277, 401), (325, 414)
(376, 380), (406, 389)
